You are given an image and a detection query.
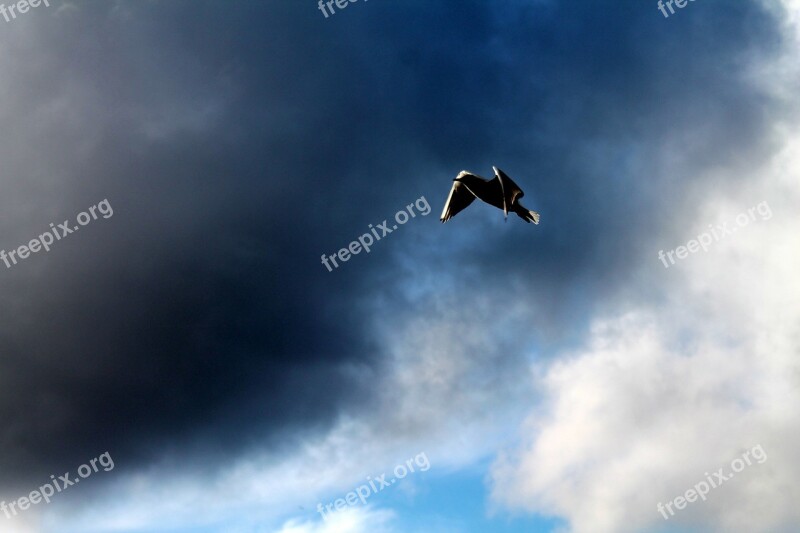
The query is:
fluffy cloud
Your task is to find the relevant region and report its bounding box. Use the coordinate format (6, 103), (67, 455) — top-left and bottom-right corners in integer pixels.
(490, 108), (800, 533)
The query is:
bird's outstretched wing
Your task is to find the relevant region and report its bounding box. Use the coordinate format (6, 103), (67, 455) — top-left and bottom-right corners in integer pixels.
(492, 167), (524, 216)
(440, 178), (477, 222)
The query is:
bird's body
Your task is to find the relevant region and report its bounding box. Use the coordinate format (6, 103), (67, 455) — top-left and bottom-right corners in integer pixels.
(440, 166), (540, 224)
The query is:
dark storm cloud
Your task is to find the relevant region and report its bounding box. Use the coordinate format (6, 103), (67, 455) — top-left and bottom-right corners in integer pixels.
(360, 0), (786, 347)
(0, 0), (788, 497)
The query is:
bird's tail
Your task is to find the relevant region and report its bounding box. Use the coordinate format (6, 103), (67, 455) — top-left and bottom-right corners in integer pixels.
(512, 201), (539, 225)
(521, 209), (540, 224)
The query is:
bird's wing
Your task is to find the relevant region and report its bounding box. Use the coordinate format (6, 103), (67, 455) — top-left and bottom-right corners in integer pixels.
(440, 179), (477, 222)
(492, 167), (525, 212)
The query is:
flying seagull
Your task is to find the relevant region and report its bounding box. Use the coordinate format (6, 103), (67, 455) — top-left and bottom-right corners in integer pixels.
(440, 166), (540, 224)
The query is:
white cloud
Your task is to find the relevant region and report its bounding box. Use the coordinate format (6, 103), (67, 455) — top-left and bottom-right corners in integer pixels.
(274, 507), (395, 533)
(490, 96), (800, 533)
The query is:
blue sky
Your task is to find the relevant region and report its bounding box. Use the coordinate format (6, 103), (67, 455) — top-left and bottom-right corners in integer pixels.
(1, 1), (800, 532)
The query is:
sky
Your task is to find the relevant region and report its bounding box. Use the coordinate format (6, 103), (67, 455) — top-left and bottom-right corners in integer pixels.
(0, 0), (799, 532)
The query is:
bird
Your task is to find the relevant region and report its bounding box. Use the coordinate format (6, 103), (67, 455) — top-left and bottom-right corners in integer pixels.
(439, 166), (540, 224)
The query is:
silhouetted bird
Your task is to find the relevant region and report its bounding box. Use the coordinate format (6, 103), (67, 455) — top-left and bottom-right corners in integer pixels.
(440, 166), (540, 224)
